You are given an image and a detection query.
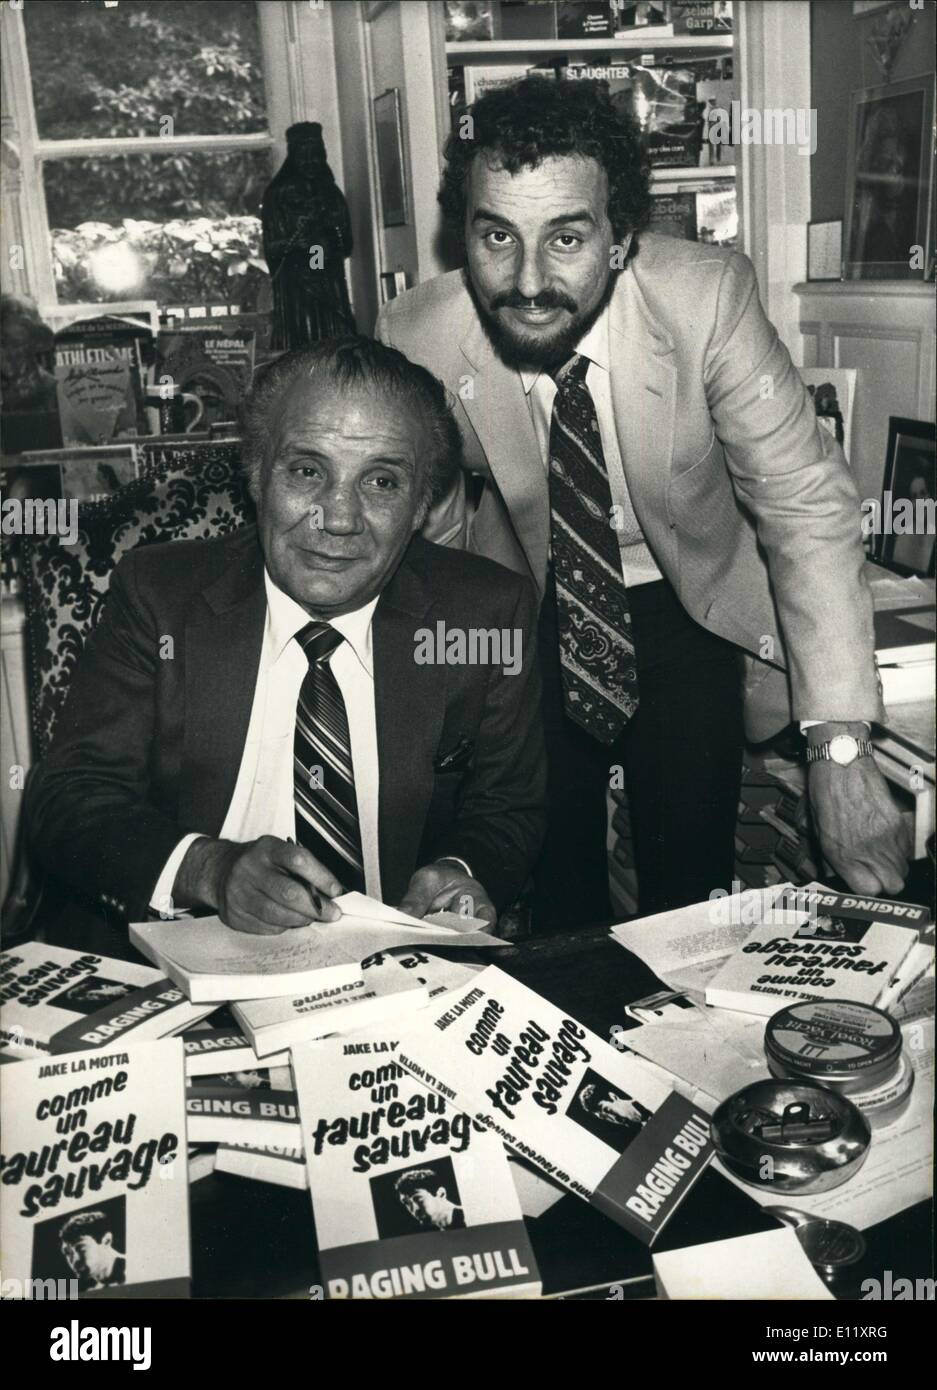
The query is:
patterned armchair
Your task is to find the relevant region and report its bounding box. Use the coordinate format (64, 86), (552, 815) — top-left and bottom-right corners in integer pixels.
(4, 442), (253, 942)
(20, 440), (254, 758)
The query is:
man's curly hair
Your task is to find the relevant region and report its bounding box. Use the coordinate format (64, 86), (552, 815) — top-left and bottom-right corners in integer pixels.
(439, 76), (652, 251)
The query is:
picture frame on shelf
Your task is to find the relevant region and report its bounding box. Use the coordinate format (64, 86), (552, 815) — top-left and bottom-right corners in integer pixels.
(373, 88), (409, 229)
(843, 76), (934, 281)
(875, 417), (936, 579)
(806, 219), (843, 282)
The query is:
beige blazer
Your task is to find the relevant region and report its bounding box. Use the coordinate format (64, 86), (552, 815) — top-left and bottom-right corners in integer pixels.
(377, 233), (883, 741)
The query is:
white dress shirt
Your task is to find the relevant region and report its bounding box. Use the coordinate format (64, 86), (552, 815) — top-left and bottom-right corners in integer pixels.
(150, 571), (382, 912)
(520, 303), (664, 589)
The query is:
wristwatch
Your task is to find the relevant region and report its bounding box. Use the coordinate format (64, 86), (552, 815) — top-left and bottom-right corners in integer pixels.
(806, 734), (874, 766)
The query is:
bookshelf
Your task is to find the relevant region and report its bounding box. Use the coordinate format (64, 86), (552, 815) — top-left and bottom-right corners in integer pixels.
(443, 13), (740, 252)
(445, 35), (733, 56)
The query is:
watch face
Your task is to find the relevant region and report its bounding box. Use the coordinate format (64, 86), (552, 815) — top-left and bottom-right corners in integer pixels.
(829, 735), (859, 766)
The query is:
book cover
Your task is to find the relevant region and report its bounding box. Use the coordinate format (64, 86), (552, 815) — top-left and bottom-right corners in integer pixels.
(155, 326), (255, 431)
(557, 2), (614, 39)
(187, 1144), (217, 1184)
(214, 1142), (308, 1190)
(563, 61), (633, 118)
(293, 1030), (541, 1299)
(394, 967), (713, 1245)
(444, 0), (497, 42)
(182, 1025), (289, 1077)
(500, 0), (557, 40)
(648, 190), (698, 240)
(360, 945), (486, 1001)
(614, 1), (672, 32)
(696, 183), (738, 246)
(464, 64), (556, 104)
(0, 944), (213, 1058)
(232, 965), (430, 1058)
(704, 886), (924, 1017)
(53, 317), (148, 446)
(670, 0), (732, 34)
(185, 1068), (301, 1149)
(629, 67), (702, 168)
(0, 1038), (190, 1298)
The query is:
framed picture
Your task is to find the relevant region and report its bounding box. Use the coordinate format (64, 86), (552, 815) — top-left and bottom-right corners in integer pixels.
(373, 88), (408, 228)
(875, 417), (936, 578)
(807, 219), (843, 281)
(844, 76), (934, 281)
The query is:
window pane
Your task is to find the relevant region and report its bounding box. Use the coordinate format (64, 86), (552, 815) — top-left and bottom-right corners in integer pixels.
(47, 150), (271, 308)
(25, 0), (267, 139)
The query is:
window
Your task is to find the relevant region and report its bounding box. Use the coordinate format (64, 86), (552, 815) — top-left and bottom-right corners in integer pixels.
(3, 0), (287, 312)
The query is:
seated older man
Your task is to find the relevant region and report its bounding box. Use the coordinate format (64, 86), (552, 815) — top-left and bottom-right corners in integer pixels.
(28, 338), (545, 934)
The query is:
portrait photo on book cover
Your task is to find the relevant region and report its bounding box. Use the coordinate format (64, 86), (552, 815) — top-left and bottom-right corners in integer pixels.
(31, 1195), (127, 1293)
(51, 976), (136, 1015)
(370, 1157), (466, 1239)
(568, 1068), (652, 1153)
(794, 915), (872, 944)
(213, 1069), (272, 1090)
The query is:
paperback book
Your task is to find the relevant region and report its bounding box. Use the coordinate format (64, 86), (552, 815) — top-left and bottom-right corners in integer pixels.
(53, 316), (149, 446)
(0, 944), (214, 1059)
(394, 967), (713, 1245)
(182, 1025), (288, 1077)
(293, 1029), (540, 1298)
(232, 967), (430, 1058)
(130, 892), (503, 1003)
(704, 885), (925, 1016)
(214, 1142), (308, 1190)
(670, 0), (732, 34)
(0, 1038), (190, 1298)
(185, 1067), (302, 1150)
(155, 325), (255, 431)
(629, 66), (702, 167)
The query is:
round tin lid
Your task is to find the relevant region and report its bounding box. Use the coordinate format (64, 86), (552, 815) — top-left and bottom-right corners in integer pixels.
(765, 1000), (901, 1082)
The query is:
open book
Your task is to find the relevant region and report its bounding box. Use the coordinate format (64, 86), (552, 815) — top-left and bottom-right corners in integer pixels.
(130, 892), (504, 1003)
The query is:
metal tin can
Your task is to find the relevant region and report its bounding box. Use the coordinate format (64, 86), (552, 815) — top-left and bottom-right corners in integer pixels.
(711, 1079), (871, 1194)
(765, 1000), (914, 1129)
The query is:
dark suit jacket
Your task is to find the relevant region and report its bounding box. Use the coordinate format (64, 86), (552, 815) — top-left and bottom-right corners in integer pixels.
(28, 528), (546, 922)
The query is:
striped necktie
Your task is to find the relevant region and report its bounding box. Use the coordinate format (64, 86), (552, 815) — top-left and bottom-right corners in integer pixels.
(293, 621), (365, 892)
(548, 352), (639, 744)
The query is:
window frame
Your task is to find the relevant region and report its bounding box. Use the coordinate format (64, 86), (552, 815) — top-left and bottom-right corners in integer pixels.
(0, 0), (308, 311)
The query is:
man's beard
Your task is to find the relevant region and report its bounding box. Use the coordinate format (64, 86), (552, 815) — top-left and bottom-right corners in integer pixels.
(466, 270), (618, 372)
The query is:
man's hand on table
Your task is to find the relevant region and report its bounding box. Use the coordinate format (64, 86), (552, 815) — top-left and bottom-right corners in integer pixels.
(175, 835), (343, 934)
(806, 722), (912, 896)
(399, 860), (497, 931)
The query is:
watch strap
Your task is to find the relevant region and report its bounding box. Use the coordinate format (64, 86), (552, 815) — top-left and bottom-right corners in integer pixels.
(806, 738), (875, 764)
